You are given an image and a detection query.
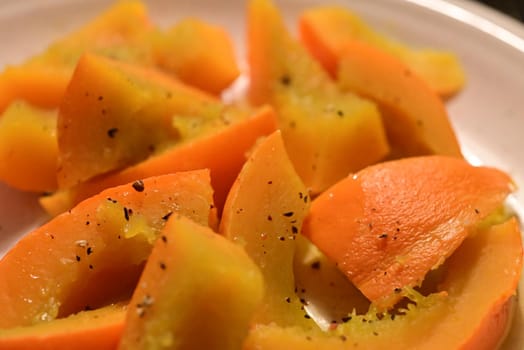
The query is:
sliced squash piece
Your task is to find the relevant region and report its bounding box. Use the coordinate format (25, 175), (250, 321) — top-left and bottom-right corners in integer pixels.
(0, 1), (240, 114)
(0, 171), (215, 328)
(302, 156), (514, 309)
(41, 105), (277, 217)
(0, 102), (57, 192)
(337, 40), (462, 158)
(57, 53), (245, 188)
(299, 6), (466, 98)
(151, 18), (240, 95)
(220, 131), (315, 329)
(0, 0), (153, 113)
(247, 0), (389, 194)
(0, 304), (126, 350)
(244, 218), (522, 349)
(119, 216), (263, 350)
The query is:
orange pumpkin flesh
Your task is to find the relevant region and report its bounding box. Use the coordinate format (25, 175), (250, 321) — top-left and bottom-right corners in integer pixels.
(0, 171), (214, 328)
(302, 156), (514, 309)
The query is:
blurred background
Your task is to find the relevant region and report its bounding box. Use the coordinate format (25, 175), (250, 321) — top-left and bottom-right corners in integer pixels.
(478, 0), (524, 21)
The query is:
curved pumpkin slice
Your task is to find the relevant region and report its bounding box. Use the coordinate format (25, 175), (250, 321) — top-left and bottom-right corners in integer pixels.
(299, 6), (465, 98)
(244, 218), (523, 349)
(220, 131), (315, 329)
(302, 156), (514, 309)
(57, 53), (245, 188)
(0, 102), (58, 192)
(0, 0), (153, 113)
(337, 40), (462, 158)
(41, 105), (277, 217)
(152, 18), (240, 95)
(0, 171), (215, 328)
(247, 0), (389, 194)
(119, 216), (263, 350)
(0, 304), (126, 350)
(0, 1), (240, 113)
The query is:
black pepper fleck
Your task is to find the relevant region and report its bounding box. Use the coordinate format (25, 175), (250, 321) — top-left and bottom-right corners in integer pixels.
(132, 180), (145, 192)
(311, 261), (321, 270)
(86, 247), (93, 255)
(107, 128), (118, 138)
(162, 212), (173, 221)
(283, 211), (294, 217)
(280, 75), (291, 86)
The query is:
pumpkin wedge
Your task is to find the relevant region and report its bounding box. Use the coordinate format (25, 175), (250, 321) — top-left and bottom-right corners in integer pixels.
(302, 156), (514, 309)
(151, 18), (240, 95)
(0, 0), (152, 113)
(0, 1), (240, 113)
(299, 6), (465, 98)
(41, 105), (277, 217)
(0, 304), (126, 350)
(0, 171), (215, 328)
(244, 218), (522, 349)
(0, 101), (57, 192)
(337, 40), (462, 158)
(56, 53), (246, 188)
(247, 0), (389, 194)
(220, 131), (315, 329)
(119, 216), (263, 350)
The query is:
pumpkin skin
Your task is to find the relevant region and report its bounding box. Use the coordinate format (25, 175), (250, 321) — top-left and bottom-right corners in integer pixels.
(336, 41), (462, 159)
(243, 218), (522, 350)
(0, 171), (215, 328)
(299, 5), (466, 98)
(0, 304), (126, 350)
(302, 156), (514, 309)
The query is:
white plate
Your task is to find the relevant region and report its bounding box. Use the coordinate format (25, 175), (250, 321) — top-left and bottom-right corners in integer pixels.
(1, 0), (523, 347)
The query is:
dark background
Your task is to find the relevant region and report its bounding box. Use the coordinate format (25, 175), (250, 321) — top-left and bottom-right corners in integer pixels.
(478, 0), (524, 21)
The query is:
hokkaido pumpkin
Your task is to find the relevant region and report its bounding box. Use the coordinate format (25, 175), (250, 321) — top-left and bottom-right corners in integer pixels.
(0, 1), (240, 114)
(247, 0), (389, 194)
(41, 105), (277, 217)
(299, 6), (466, 98)
(0, 171), (215, 328)
(0, 304), (126, 350)
(0, 0), (153, 113)
(220, 130), (315, 329)
(151, 18), (240, 95)
(119, 216), (264, 350)
(244, 218), (522, 349)
(56, 53), (246, 189)
(0, 101), (58, 192)
(302, 156), (514, 309)
(337, 40), (462, 158)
